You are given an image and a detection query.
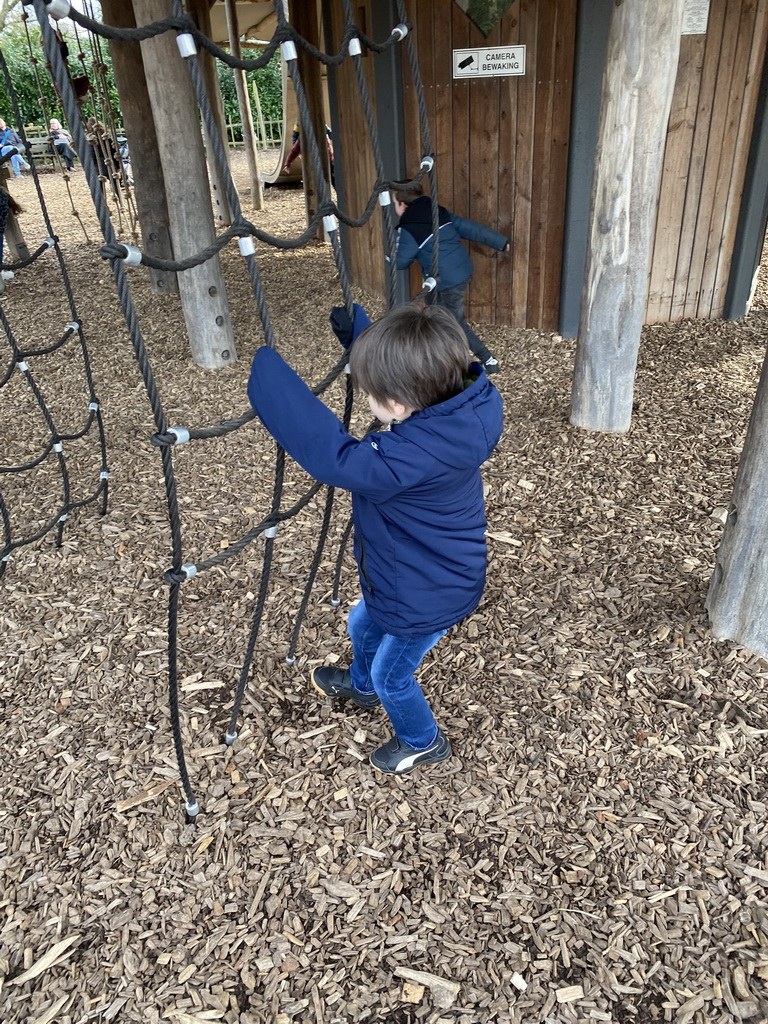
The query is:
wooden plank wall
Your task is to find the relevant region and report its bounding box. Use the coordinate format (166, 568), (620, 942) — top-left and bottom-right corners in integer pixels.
(648, 0), (768, 324)
(401, 0), (577, 329)
(325, 0), (576, 329)
(325, 2), (387, 300)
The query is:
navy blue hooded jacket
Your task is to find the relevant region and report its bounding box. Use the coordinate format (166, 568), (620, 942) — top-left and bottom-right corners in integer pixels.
(248, 346), (504, 636)
(396, 195), (509, 291)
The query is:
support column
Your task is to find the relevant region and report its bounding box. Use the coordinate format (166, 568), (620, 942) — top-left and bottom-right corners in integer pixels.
(224, 0), (263, 211)
(101, 0), (177, 294)
(706, 349), (768, 659)
(290, 0), (331, 232)
(569, 0), (686, 432)
(187, 0), (234, 226)
(133, 0), (236, 369)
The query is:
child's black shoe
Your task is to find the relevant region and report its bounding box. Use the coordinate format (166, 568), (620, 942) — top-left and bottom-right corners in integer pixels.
(310, 665), (381, 709)
(370, 729), (452, 775)
(484, 356), (500, 374)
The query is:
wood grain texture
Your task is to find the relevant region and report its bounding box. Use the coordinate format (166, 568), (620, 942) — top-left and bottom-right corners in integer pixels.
(571, 0), (685, 432)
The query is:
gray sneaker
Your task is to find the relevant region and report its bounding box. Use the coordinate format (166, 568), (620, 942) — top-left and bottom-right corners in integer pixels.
(370, 729), (452, 775)
(310, 665), (380, 709)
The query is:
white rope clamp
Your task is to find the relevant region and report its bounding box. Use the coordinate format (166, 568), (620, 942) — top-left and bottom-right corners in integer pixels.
(180, 563), (197, 580)
(423, 277), (437, 292)
(100, 470), (109, 480)
(88, 401), (99, 412)
(168, 427), (191, 446)
(323, 214), (339, 234)
(67, 320), (79, 332)
(176, 33), (197, 58)
(238, 236), (256, 257)
(16, 360), (29, 373)
(392, 24), (409, 41)
(264, 525), (278, 539)
(53, 442), (63, 453)
(58, 513), (68, 522)
(46, 0), (71, 20)
(378, 190), (392, 207)
(185, 800), (200, 818)
(44, 237), (55, 249)
(420, 155), (434, 172)
(121, 245), (142, 267)
(281, 40), (298, 62)
(348, 37), (362, 57)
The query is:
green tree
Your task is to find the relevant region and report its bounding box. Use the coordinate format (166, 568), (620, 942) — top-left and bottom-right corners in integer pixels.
(0, 1), (23, 36)
(217, 49), (283, 142)
(0, 19), (119, 130)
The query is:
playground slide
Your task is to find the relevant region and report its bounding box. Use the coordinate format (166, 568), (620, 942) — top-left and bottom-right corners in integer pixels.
(260, 61), (302, 185)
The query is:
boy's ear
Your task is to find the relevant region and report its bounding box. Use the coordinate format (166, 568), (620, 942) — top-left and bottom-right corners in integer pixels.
(391, 399), (413, 419)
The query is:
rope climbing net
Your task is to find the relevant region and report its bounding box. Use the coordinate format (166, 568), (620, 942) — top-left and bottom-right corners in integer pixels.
(0, 40), (109, 582)
(9, 0), (444, 819)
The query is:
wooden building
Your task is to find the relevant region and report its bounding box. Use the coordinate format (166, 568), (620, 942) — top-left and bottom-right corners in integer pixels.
(321, 0), (768, 335)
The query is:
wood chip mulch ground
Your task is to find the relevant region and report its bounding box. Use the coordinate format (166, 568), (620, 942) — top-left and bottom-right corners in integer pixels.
(0, 152), (767, 1024)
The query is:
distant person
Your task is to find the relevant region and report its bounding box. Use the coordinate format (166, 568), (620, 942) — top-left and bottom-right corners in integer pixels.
(0, 182), (23, 292)
(393, 180), (509, 373)
(0, 119), (31, 177)
(48, 118), (77, 172)
(117, 135), (133, 184)
(283, 125), (334, 185)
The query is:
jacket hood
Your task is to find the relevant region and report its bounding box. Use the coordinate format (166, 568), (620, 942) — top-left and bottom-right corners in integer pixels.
(397, 365), (502, 469)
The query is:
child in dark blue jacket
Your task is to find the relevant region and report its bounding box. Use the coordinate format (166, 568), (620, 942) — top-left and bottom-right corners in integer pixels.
(248, 304), (503, 775)
(394, 182), (509, 374)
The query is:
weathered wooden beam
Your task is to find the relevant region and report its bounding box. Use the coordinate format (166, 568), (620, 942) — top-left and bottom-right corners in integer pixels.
(187, 0), (234, 226)
(101, 0), (177, 294)
(706, 349), (768, 659)
(570, 0), (686, 433)
(133, 0), (236, 370)
(290, 0), (331, 235)
(224, 0), (263, 211)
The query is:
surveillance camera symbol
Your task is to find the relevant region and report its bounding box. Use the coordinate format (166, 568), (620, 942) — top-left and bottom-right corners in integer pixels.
(458, 55), (475, 69)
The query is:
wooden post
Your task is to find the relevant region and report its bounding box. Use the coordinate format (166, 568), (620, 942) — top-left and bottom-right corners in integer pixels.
(187, 0), (234, 226)
(251, 81), (267, 149)
(290, 0), (331, 233)
(101, 0), (177, 295)
(569, 0), (686, 433)
(224, 0), (263, 211)
(1, 163), (29, 260)
(133, 0), (236, 370)
(706, 351), (768, 658)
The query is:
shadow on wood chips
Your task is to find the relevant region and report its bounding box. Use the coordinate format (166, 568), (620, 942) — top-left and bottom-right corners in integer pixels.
(0, 153), (767, 1023)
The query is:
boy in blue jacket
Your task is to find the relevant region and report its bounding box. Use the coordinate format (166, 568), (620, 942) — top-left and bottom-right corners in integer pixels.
(394, 182), (509, 374)
(247, 304), (503, 775)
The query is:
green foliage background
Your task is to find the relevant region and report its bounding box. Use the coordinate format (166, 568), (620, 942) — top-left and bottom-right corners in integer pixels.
(0, 21), (283, 138)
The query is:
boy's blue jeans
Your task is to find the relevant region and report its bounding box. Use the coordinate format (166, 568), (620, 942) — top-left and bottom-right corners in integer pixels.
(426, 279), (492, 362)
(347, 599), (447, 750)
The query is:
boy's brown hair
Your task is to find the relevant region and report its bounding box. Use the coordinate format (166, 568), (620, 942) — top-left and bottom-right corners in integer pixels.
(392, 179), (425, 205)
(349, 304), (469, 412)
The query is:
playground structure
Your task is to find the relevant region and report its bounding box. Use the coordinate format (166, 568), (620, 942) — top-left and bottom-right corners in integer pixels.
(0, 3), (767, 1021)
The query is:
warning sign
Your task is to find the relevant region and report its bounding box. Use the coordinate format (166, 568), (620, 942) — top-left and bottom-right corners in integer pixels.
(453, 45), (526, 79)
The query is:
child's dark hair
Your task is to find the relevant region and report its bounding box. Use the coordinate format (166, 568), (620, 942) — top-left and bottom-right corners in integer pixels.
(349, 304), (469, 412)
(392, 179), (425, 204)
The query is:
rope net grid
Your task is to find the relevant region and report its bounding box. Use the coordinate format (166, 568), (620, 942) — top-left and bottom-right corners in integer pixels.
(1, 0), (441, 816)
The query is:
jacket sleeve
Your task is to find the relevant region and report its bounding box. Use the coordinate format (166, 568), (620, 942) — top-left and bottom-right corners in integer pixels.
(394, 226), (419, 271)
(248, 346), (432, 502)
(450, 213), (508, 252)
